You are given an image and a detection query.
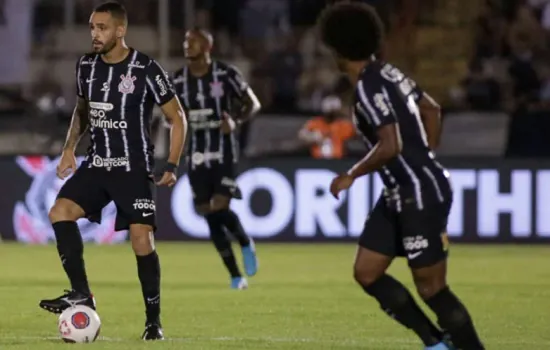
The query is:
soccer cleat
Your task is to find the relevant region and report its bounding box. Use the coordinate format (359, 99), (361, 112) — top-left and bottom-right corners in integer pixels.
(39, 289), (96, 314)
(241, 240), (258, 276)
(231, 277), (248, 290)
(142, 323), (164, 341)
(425, 342), (451, 350)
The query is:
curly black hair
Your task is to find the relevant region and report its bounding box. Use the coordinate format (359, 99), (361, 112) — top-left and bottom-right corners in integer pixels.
(317, 2), (384, 61)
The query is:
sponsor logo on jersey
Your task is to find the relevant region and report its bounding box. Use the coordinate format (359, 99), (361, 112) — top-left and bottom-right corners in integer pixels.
(155, 74), (168, 96)
(91, 155), (129, 168)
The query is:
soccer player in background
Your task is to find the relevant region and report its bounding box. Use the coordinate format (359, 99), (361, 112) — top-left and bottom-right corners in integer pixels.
(319, 3), (485, 350)
(38, 1), (187, 340)
(172, 28), (261, 289)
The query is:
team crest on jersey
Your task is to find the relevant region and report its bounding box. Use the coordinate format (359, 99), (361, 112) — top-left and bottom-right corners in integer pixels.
(210, 81), (224, 98)
(118, 73), (137, 94)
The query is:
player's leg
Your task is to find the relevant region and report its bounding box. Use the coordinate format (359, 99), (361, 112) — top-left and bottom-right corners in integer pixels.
(190, 168), (246, 288)
(356, 197), (446, 349)
(403, 202), (485, 350)
(211, 164), (257, 277)
(40, 167), (108, 314)
(107, 172), (163, 340)
(199, 200), (246, 289)
(211, 194), (257, 277)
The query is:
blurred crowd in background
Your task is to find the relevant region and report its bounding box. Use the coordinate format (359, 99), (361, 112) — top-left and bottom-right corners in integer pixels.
(2, 0), (550, 158)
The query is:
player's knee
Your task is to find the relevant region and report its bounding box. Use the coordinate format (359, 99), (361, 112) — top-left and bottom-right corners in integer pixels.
(48, 200), (83, 223)
(195, 204), (211, 216)
(129, 224), (155, 255)
(210, 197), (230, 212)
(412, 271), (447, 300)
(353, 265), (383, 287)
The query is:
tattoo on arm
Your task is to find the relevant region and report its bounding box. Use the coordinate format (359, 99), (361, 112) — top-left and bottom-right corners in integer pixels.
(63, 97), (89, 152)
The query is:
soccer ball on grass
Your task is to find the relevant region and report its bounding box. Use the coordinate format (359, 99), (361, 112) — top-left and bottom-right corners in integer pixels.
(58, 305), (101, 343)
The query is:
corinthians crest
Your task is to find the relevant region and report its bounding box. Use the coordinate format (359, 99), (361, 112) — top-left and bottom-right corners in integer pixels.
(118, 73), (136, 94)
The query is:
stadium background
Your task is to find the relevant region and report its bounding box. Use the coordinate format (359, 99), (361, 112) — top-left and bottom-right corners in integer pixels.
(0, 0), (549, 245)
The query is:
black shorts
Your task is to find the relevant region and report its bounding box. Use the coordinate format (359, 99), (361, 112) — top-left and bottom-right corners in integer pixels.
(358, 193), (451, 268)
(57, 166), (156, 232)
(188, 163), (241, 205)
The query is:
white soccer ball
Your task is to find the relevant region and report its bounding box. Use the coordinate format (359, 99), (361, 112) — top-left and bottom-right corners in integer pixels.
(58, 305), (101, 343)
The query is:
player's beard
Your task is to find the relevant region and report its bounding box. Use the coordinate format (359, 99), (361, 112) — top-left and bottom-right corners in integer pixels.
(93, 39), (116, 55)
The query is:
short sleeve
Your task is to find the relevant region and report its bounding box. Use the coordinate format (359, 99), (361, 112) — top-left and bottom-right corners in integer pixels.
(357, 79), (397, 127)
(75, 57), (84, 98)
(405, 77), (424, 102)
(226, 65), (249, 99)
(145, 59), (175, 106)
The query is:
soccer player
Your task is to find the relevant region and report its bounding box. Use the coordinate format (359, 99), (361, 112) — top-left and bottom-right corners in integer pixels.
(172, 28), (261, 289)
(319, 3), (485, 350)
(38, 1), (187, 340)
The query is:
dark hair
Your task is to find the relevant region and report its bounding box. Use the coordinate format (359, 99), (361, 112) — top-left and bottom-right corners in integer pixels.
(94, 1), (128, 24)
(317, 2), (384, 61)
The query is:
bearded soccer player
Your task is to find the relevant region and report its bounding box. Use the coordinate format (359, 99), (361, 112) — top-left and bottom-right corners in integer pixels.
(38, 1), (187, 340)
(172, 28), (260, 289)
(319, 3), (485, 350)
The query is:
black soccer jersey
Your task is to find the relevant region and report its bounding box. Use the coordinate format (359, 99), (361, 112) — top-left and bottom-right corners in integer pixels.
(172, 60), (249, 168)
(352, 60), (451, 208)
(75, 48), (175, 173)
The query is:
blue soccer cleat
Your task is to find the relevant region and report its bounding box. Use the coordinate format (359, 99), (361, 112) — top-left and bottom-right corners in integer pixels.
(231, 277), (248, 290)
(241, 240), (258, 277)
(425, 342), (451, 350)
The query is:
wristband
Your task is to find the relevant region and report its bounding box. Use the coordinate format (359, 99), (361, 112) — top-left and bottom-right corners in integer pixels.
(163, 162), (178, 174)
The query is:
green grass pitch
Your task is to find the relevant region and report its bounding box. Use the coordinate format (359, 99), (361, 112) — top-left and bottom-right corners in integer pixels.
(0, 243), (548, 349)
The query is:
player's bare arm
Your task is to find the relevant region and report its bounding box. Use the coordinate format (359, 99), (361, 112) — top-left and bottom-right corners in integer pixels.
(237, 87), (261, 122)
(222, 87), (261, 134)
(57, 97), (89, 179)
(157, 96), (187, 187)
(330, 123), (402, 199)
(417, 93), (442, 149)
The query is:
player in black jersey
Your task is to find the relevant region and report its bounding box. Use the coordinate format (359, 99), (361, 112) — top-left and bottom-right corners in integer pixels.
(318, 3), (485, 350)
(38, 2), (187, 340)
(172, 28), (260, 290)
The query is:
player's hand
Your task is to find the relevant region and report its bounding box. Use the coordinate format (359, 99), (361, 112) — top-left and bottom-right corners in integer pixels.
(156, 171), (177, 187)
(221, 112), (237, 134)
(56, 151), (77, 179)
(330, 173), (354, 199)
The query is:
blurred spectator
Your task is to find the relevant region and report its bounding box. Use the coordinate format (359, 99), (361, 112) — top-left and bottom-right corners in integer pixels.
(460, 60), (502, 111)
(473, 0), (506, 59)
(298, 96), (355, 159)
(263, 35), (303, 113)
(507, 2), (546, 55)
(507, 32), (541, 110)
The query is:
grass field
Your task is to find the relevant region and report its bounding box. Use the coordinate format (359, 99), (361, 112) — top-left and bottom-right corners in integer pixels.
(0, 243), (548, 349)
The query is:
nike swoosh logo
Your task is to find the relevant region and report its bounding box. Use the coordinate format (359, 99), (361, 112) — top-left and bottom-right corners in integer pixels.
(142, 212), (154, 217)
(86, 78), (96, 83)
(147, 295), (160, 303)
(407, 251), (422, 260)
(61, 297), (88, 304)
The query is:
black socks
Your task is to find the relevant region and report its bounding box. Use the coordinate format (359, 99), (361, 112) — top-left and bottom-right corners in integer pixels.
(136, 251), (161, 325)
(52, 221), (91, 295)
(362, 274), (443, 347)
(216, 209), (250, 247)
(205, 213), (241, 278)
(425, 287), (485, 350)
